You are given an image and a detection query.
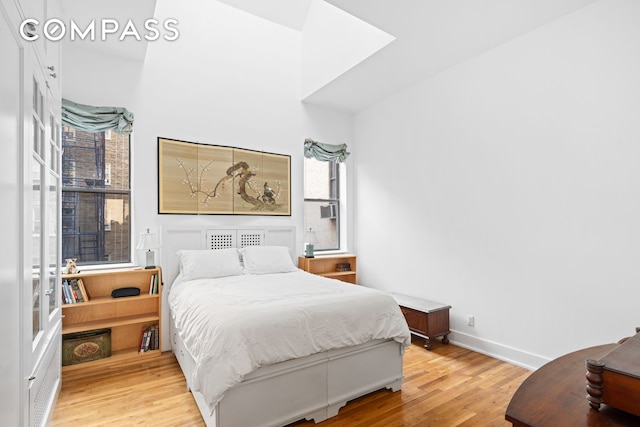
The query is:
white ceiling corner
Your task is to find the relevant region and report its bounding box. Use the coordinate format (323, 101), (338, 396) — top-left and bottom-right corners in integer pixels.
(300, 0), (395, 99)
(216, 0), (313, 31)
(306, 0), (602, 113)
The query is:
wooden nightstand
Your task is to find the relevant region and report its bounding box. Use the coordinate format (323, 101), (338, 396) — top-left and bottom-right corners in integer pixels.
(391, 293), (451, 350)
(298, 254), (357, 284)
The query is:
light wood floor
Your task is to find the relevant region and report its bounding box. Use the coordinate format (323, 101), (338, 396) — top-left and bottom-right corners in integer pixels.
(51, 338), (531, 426)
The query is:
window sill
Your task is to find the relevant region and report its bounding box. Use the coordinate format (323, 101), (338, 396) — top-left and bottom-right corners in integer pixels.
(312, 250), (351, 256)
(74, 263), (140, 273)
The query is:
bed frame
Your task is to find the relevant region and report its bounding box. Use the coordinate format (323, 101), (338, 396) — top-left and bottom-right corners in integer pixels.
(161, 226), (405, 427)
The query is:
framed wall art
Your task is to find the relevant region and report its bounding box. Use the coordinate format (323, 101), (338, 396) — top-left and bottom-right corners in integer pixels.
(158, 137), (291, 216)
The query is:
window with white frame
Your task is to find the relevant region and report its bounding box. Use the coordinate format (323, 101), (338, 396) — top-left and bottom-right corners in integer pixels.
(61, 126), (131, 265)
(303, 157), (340, 251)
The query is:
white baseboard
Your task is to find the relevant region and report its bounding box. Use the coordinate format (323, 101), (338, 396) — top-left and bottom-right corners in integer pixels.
(447, 330), (549, 371)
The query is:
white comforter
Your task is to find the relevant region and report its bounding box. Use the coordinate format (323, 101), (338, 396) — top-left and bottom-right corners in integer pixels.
(168, 270), (411, 412)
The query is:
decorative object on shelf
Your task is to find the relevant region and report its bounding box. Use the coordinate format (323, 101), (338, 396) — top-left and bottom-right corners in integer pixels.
(335, 263), (351, 272)
(111, 287), (141, 298)
(158, 137), (291, 216)
(137, 228), (159, 269)
(303, 228), (318, 258)
(62, 328), (112, 365)
(63, 258), (79, 274)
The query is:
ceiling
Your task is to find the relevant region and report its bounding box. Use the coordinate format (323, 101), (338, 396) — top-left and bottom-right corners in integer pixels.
(60, 0), (158, 62)
(219, 0), (600, 113)
(217, 0), (312, 31)
(309, 0), (600, 113)
(61, 0), (601, 113)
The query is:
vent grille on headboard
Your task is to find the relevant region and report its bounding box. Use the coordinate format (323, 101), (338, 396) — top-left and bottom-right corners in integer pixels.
(238, 230), (264, 248)
(205, 229), (265, 249)
(207, 230), (236, 250)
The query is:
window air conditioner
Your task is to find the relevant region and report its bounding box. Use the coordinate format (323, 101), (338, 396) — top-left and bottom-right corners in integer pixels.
(320, 205), (336, 219)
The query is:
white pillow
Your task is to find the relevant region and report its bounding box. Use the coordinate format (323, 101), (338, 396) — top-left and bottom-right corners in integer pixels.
(240, 246), (298, 274)
(176, 248), (243, 281)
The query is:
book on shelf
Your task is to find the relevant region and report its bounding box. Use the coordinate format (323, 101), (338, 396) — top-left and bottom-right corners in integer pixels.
(153, 324), (159, 350)
(77, 278), (90, 301)
(139, 324), (159, 352)
(138, 328), (147, 353)
(62, 278), (90, 304)
(335, 263), (351, 272)
(149, 274), (155, 295)
(61, 280), (71, 304)
(70, 279), (84, 303)
(62, 279), (79, 304)
(148, 273), (159, 295)
(143, 329), (151, 351)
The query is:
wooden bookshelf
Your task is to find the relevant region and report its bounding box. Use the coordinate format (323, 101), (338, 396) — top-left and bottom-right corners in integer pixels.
(61, 268), (161, 371)
(298, 254), (357, 284)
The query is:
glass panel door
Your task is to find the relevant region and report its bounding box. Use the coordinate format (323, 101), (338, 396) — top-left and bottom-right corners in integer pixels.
(47, 174), (58, 317)
(47, 104), (61, 319)
(32, 156), (43, 341)
(31, 75), (46, 348)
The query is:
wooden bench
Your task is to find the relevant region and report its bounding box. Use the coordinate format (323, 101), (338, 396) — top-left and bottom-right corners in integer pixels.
(391, 293), (451, 350)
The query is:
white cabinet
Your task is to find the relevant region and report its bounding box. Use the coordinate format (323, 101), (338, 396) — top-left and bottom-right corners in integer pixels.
(27, 47), (63, 427)
(0, 0), (63, 425)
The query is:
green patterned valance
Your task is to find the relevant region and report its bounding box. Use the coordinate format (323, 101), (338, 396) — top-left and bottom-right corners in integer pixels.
(304, 138), (350, 163)
(62, 98), (134, 134)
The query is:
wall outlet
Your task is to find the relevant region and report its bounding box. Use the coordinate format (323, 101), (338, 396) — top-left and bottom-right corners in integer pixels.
(467, 315), (475, 327)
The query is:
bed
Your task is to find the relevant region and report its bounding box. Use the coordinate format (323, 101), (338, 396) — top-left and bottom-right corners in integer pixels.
(162, 227), (411, 427)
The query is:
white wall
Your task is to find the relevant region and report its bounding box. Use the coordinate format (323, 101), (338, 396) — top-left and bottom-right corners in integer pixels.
(62, 0), (354, 267)
(353, 0), (640, 368)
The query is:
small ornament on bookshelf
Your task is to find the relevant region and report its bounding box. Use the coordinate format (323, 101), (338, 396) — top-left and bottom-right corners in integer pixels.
(335, 263), (351, 272)
(63, 258), (79, 274)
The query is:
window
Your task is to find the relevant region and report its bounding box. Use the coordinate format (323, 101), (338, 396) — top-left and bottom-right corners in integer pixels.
(304, 157), (340, 251)
(61, 126), (131, 265)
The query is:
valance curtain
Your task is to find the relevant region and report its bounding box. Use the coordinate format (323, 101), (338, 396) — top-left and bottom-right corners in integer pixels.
(62, 98), (134, 134)
(304, 138), (350, 163)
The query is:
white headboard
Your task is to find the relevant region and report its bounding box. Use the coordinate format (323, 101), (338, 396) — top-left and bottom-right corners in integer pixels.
(159, 225), (296, 351)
